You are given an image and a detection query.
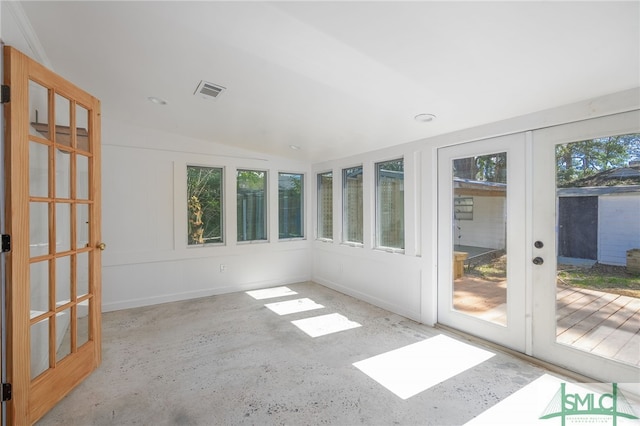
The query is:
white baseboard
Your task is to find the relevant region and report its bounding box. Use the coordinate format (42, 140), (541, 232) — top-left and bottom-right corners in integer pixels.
(312, 276), (422, 323)
(101, 275), (310, 312)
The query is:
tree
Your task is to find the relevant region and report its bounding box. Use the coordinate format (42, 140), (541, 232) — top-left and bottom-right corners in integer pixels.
(187, 166), (223, 245)
(453, 152), (507, 183)
(556, 134), (640, 186)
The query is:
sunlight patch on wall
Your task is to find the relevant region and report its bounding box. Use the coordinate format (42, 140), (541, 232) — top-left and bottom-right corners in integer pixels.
(264, 298), (325, 316)
(246, 286), (298, 300)
(291, 313), (361, 337)
(353, 334), (495, 400)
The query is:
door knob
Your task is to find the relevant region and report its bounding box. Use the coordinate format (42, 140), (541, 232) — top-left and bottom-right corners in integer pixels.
(534, 241), (544, 249)
(532, 257), (544, 265)
(97, 242), (106, 251)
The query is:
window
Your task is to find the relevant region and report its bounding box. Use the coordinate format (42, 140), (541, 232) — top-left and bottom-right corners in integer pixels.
(237, 169), (267, 242)
(279, 172), (304, 239)
(317, 171), (333, 240)
(187, 165), (223, 245)
(376, 159), (404, 250)
(454, 197), (474, 220)
(342, 166), (363, 244)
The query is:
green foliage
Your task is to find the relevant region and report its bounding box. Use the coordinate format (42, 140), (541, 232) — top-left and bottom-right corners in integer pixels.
(556, 134), (640, 186)
(453, 152), (507, 183)
(237, 170), (266, 191)
(378, 159), (404, 172)
(187, 166), (223, 245)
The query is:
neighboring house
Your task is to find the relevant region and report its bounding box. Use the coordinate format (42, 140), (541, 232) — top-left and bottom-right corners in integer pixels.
(453, 178), (507, 251)
(557, 163), (640, 266)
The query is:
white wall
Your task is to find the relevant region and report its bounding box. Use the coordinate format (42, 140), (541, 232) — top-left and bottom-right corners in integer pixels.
(312, 88), (640, 327)
(311, 147), (423, 321)
(455, 196), (506, 250)
(101, 119), (312, 311)
(599, 194), (640, 266)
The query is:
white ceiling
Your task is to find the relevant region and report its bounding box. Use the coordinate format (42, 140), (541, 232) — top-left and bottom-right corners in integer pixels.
(11, 1), (640, 162)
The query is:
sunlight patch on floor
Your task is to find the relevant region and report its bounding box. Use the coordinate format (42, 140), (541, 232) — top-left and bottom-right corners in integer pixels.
(353, 334), (495, 400)
(264, 298), (325, 316)
(246, 286), (297, 300)
(291, 313), (361, 337)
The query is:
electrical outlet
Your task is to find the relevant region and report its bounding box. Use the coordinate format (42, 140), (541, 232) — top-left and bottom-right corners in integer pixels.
(220, 264), (227, 273)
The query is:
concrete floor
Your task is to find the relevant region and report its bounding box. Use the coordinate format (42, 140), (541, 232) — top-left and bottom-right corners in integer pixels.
(37, 281), (576, 426)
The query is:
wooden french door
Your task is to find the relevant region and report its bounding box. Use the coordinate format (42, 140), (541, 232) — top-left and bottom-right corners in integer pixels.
(3, 46), (102, 424)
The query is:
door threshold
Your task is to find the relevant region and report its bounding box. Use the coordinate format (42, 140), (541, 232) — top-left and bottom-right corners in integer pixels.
(434, 323), (598, 384)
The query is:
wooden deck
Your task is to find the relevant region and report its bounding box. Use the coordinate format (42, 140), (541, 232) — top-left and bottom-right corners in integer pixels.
(556, 286), (640, 366)
(453, 279), (640, 367)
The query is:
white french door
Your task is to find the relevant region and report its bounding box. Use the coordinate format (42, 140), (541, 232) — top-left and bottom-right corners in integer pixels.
(531, 110), (640, 384)
(438, 111), (640, 384)
(437, 133), (528, 353)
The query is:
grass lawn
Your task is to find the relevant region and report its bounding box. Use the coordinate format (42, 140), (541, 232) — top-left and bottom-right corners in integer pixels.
(468, 255), (640, 298)
(557, 263), (640, 298)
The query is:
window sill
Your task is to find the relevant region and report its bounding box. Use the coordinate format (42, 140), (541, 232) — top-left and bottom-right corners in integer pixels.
(374, 247), (405, 255)
(341, 242), (363, 248)
(187, 242), (225, 248)
(237, 239), (269, 245)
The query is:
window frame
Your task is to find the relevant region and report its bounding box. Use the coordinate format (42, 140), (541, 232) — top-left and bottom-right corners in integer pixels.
(375, 158), (405, 252)
(278, 171), (305, 241)
(186, 164), (225, 247)
(316, 170), (333, 241)
(342, 165), (364, 246)
(236, 168), (269, 243)
(454, 196), (474, 221)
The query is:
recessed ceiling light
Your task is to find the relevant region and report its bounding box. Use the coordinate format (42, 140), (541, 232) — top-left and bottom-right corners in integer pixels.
(414, 113), (436, 123)
(147, 96), (167, 105)
(289, 144), (301, 150)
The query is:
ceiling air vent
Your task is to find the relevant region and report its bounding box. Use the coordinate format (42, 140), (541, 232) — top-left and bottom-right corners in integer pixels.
(194, 80), (226, 100)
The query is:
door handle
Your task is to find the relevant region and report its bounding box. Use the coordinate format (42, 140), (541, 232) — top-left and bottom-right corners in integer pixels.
(532, 257), (544, 265)
(97, 242), (106, 251)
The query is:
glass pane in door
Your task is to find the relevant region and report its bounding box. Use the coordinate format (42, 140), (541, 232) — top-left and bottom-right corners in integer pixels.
(452, 152), (508, 325)
(75, 104), (90, 152)
(54, 94), (71, 147)
(77, 251), (89, 298)
(55, 255), (71, 306)
(55, 148), (71, 199)
(30, 202), (49, 257)
(30, 261), (49, 318)
(56, 203), (71, 253)
(77, 302), (90, 348)
(29, 80), (49, 139)
(554, 134), (640, 367)
(77, 204), (89, 248)
(77, 154), (89, 200)
(30, 318), (49, 380)
(29, 141), (49, 197)
(55, 308), (72, 362)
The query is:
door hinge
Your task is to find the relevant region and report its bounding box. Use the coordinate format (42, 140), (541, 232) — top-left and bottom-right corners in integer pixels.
(1, 85), (9, 104)
(1, 234), (10, 252)
(1, 383), (11, 402)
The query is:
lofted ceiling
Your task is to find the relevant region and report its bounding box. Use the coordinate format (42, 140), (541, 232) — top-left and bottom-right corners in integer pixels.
(8, 1), (640, 162)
